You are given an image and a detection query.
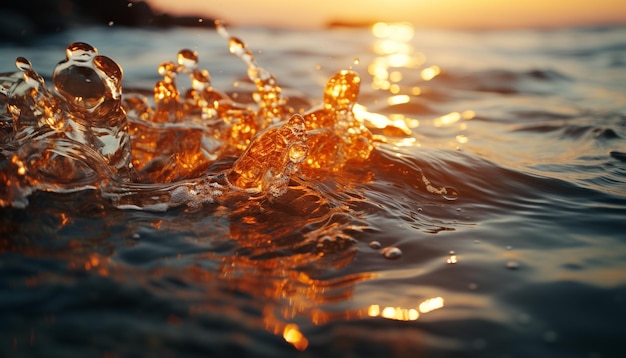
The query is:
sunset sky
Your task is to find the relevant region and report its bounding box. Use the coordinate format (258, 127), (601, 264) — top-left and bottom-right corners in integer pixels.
(146, 0), (626, 29)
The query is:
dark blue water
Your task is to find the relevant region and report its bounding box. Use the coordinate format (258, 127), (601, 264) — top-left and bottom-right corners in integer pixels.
(1, 24), (626, 357)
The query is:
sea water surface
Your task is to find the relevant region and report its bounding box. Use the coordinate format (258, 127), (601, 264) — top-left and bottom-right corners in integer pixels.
(1, 24), (626, 357)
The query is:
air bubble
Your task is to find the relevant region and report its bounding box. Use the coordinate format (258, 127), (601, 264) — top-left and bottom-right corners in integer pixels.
(381, 246), (402, 259)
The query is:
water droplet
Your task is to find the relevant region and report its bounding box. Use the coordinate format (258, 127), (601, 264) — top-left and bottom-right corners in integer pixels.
(190, 69), (211, 91)
(473, 240), (480, 244)
(369, 241), (381, 249)
(158, 61), (178, 77)
(108, 21), (114, 27)
(381, 246), (402, 259)
(468, 283), (478, 290)
(177, 49), (198, 71)
(228, 37), (246, 55)
(15, 57), (32, 71)
(66, 42), (97, 62)
(506, 245), (512, 250)
(353, 57), (360, 65)
(506, 261), (519, 270)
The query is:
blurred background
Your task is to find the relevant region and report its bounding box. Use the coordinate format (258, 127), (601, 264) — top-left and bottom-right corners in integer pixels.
(2, 0), (625, 42)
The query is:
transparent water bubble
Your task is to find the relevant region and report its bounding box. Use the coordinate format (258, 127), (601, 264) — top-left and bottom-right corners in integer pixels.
(381, 246), (402, 259)
(369, 241), (382, 249)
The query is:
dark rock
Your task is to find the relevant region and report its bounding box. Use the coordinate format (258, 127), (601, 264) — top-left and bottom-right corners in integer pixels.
(0, 0), (215, 43)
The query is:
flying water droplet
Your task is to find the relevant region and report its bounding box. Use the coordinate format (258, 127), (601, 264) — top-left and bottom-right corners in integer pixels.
(177, 49), (198, 72)
(369, 241), (382, 249)
(15, 57), (32, 71)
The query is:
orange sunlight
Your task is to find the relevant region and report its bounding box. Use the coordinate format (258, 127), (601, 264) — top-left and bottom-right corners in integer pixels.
(146, 0), (626, 29)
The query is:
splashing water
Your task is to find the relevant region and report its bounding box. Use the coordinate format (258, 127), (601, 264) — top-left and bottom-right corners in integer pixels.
(0, 22), (460, 352)
(1, 22), (625, 358)
(1, 24), (447, 211)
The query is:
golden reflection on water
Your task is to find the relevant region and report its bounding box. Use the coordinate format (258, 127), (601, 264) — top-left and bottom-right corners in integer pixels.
(369, 22), (423, 92)
(367, 21), (480, 152)
(366, 296), (444, 321)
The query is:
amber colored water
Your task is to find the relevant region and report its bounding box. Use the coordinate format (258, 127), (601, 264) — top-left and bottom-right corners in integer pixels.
(1, 24), (625, 357)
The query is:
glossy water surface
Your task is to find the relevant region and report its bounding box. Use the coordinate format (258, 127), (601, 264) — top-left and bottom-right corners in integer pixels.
(1, 24), (625, 357)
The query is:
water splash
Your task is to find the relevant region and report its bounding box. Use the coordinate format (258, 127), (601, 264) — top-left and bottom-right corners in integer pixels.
(0, 22), (454, 213)
(217, 21), (290, 128)
(0, 23), (469, 354)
